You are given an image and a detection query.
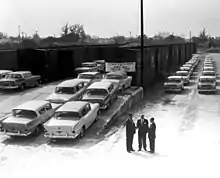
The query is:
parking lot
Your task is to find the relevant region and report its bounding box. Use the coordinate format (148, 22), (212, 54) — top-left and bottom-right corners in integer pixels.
(1, 53), (220, 178)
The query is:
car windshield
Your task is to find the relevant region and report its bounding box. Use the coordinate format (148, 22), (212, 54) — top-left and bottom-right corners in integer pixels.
(78, 74), (94, 79)
(54, 112), (80, 120)
(106, 74), (122, 79)
(55, 87), (75, 94)
(167, 79), (182, 83)
(203, 72), (215, 76)
(82, 63), (96, 67)
(86, 89), (108, 95)
(12, 109), (38, 119)
(176, 72), (188, 76)
(199, 79), (214, 83)
(5, 74), (22, 79)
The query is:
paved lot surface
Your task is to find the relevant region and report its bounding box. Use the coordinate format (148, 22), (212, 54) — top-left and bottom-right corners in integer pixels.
(1, 54), (220, 178)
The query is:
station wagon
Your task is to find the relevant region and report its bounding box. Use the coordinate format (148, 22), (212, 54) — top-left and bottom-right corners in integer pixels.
(46, 79), (88, 104)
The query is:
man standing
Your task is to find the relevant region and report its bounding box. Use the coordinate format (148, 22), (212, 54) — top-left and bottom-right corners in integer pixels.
(126, 113), (136, 153)
(137, 115), (149, 151)
(148, 117), (156, 153)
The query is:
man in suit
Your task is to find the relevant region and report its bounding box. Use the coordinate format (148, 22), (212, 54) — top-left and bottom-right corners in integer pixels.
(137, 115), (149, 151)
(126, 113), (136, 153)
(148, 117), (156, 153)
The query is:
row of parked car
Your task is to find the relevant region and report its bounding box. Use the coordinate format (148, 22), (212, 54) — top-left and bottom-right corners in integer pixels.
(197, 56), (217, 93)
(163, 55), (200, 92)
(0, 69), (133, 140)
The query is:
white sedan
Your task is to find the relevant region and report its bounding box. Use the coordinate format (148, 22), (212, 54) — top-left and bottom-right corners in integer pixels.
(43, 101), (100, 139)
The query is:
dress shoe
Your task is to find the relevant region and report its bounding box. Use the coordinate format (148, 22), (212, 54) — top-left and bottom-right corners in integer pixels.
(131, 149), (135, 151)
(144, 148), (147, 151)
(138, 149), (141, 151)
(127, 150), (131, 153)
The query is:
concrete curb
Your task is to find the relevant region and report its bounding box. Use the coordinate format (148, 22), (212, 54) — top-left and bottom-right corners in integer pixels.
(97, 87), (143, 134)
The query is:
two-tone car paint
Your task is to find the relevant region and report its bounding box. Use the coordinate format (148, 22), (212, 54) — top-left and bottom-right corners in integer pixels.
(164, 76), (184, 92)
(44, 101), (100, 139)
(198, 76), (216, 93)
(0, 100), (55, 136)
(46, 79), (88, 105)
(80, 81), (119, 110)
(101, 71), (132, 91)
(0, 71), (41, 90)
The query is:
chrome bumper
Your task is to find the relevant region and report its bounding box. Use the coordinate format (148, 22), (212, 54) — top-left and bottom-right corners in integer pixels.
(164, 88), (182, 92)
(44, 133), (78, 139)
(198, 89), (216, 92)
(0, 86), (19, 89)
(3, 130), (32, 136)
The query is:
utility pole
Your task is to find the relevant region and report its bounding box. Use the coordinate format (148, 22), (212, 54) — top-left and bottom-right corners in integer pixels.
(18, 25), (21, 42)
(189, 30), (192, 43)
(140, 0), (144, 86)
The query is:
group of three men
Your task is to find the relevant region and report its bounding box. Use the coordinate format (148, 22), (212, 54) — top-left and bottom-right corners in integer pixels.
(126, 114), (156, 153)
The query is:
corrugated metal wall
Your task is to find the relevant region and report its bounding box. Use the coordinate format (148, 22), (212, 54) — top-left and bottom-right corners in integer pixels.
(0, 43), (197, 87)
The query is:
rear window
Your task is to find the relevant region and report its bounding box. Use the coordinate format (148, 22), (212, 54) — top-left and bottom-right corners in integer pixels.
(78, 74), (94, 79)
(55, 87), (75, 94)
(86, 89), (108, 95)
(105, 74), (122, 79)
(12, 109), (38, 119)
(176, 72), (188, 76)
(167, 79), (182, 83)
(199, 79), (215, 83)
(54, 112), (80, 120)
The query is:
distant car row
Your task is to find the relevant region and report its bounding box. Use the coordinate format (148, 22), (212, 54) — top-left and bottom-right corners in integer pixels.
(0, 70), (133, 140)
(164, 55), (200, 92)
(75, 60), (105, 74)
(197, 56), (217, 93)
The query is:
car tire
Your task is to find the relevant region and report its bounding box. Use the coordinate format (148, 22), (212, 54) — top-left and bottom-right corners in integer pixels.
(20, 84), (25, 91)
(35, 80), (40, 87)
(79, 127), (85, 138)
(33, 125), (42, 136)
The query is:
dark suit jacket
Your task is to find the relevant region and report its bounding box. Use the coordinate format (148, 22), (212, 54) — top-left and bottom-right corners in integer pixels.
(126, 119), (136, 136)
(137, 119), (149, 134)
(148, 122), (156, 139)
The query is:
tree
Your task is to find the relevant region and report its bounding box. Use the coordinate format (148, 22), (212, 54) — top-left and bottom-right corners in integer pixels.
(69, 24), (86, 41)
(61, 22), (69, 37)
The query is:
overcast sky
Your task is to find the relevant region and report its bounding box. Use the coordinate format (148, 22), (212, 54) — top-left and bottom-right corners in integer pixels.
(1, 0), (220, 38)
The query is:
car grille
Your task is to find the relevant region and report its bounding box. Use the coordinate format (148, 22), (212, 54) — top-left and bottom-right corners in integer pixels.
(165, 85), (178, 88)
(0, 81), (15, 86)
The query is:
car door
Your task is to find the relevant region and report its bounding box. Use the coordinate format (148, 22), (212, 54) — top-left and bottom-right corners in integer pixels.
(84, 104), (94, 127)
(23, 73), (33, 86)
(76, 82), (87, 98)
(44, 103), (54, 122)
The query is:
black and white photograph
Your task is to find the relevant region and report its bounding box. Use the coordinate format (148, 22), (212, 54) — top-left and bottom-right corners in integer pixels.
(0, 0), (219, 177)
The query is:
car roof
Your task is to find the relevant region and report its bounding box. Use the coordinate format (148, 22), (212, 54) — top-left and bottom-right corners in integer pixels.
(199, 76), (215, 79)
(168, 76), (183, 79)
(9, 71), (31, 75)
(79, 72), (100, 75)
(57, 79), (83, 87)
(106, 71), (126, 75)
(57, 101), (88, 113)
(82, 62), (96, 64)
(13, 100), (49, 111)
(88, 81), (112, 89)
(0, 70), (12, 74)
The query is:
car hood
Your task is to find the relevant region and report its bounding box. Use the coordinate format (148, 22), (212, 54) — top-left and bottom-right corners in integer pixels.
(45, 118), (79, 128)
(3, 116), (32, 125)
(46, 93), (72, 102)
(101, 79), (120, 84)
(82, 94), (107, 101)
(76, 78), (91, 83)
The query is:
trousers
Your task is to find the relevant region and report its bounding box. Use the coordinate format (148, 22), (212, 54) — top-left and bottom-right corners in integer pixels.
(138, 133), (146, 150)
(149, 138), (155, 152)
(126, 134), (134, 151)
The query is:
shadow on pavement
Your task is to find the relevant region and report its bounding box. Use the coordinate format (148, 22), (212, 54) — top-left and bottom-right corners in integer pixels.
(186, 81), (197, 86)
(181, 88), (192, 95)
